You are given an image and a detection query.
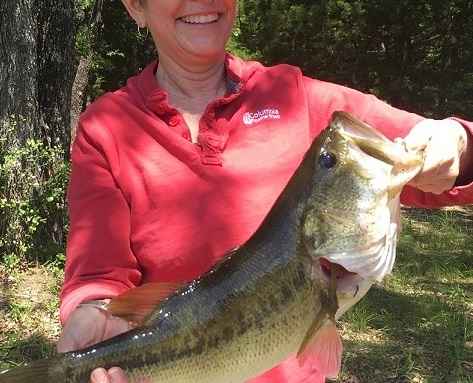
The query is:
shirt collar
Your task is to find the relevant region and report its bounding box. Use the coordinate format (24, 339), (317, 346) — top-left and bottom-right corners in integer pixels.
(132, 53), (246, 115)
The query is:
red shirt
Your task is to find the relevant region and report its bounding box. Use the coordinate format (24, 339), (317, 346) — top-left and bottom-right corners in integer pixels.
(61, 54), (473, 383)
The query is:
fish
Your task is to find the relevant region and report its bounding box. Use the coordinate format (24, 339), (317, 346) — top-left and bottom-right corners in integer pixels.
(0, 111), (425, 383)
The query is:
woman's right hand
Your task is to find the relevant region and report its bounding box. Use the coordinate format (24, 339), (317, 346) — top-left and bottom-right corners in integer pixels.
(57, 303), (131, 383)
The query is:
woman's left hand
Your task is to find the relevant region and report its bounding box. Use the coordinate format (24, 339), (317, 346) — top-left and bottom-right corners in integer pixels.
(404, 118), (472, 194)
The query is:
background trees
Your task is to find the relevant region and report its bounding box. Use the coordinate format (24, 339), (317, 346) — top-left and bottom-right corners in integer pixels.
(0, 0), (472, 263)
(237, 0), (473, 118)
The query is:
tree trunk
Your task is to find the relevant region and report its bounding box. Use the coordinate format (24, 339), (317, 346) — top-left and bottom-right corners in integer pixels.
(37, 0), (77, 155)
(70, 55), (92, 142)
(0, 0), (78, 257)
(0, 0), (39, 141)
(70, 0), (105, 143)
(1, 0), (76, 152)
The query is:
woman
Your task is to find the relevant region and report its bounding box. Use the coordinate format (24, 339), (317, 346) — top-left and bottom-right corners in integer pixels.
(57, 1), (473, 382)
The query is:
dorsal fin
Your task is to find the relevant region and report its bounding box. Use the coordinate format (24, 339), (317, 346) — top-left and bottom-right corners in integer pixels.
(107, 282), (181, 325)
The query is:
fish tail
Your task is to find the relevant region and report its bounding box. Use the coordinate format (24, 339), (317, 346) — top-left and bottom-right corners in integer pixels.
(0, 359), (60, 383)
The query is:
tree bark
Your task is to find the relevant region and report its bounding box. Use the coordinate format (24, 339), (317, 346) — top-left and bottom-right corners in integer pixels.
(37, 0), (77, 155)
(70, 55), (92, 142)
(70, 0), (105, 143)
(0, 0), (39, 141)
(0, 0), (78, 254)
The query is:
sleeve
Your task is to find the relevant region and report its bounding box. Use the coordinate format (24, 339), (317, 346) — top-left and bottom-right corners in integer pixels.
(303, 76), (473, 208)
(59, 121), (142, 325)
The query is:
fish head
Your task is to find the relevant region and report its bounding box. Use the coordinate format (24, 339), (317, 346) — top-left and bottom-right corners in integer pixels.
(303, 111), (425, 318)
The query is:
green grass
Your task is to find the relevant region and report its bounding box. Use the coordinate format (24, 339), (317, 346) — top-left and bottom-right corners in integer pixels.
(0, 265), (62, 371)
(1, 208), (472, 382)
(338, 208), (473, 383)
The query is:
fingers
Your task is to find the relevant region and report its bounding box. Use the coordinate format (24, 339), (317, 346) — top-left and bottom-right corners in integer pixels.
(405, 119), (467, 194)
(90, 368), (128, 383)
(109, 368), (129, 383)
(58, 303), (132, 354)
(91, 368), (111, 383)
(57, 305), (109, 353)
(103, 316), (133, 340)
(410, 151), (457, 194)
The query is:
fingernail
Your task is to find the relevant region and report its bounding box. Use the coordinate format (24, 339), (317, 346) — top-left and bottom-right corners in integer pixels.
(109, 367), (127, 382)
(91, 368), (109, 383)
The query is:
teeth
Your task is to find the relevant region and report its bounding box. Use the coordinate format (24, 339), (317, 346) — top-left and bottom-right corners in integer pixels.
(180, 14), (219, 24)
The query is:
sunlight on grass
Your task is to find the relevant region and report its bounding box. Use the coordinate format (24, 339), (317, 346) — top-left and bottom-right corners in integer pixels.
(338, 208), (473, 383)
(0, 266), (62, 371)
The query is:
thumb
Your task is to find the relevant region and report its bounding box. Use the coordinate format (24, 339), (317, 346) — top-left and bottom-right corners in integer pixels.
(109, 367), (129, 383)
(402, 119), (434, 151)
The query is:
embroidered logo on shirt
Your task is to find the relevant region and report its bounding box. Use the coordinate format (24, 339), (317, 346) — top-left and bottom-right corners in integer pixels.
(243, 108), (281, 125)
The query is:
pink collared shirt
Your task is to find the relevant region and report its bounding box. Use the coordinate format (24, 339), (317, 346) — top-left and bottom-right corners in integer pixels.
(61, 54), (473, 382)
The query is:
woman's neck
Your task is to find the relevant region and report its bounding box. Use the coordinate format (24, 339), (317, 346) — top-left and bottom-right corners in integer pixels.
(156, 55), (227, 113)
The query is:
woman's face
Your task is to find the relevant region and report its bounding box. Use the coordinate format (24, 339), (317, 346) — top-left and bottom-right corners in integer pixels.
(126, 0), (237, 66)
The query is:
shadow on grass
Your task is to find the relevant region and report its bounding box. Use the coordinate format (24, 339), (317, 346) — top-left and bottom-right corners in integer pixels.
(0, 271), (58, 372)
(341, 286), (472, 383)
(0, 333), (56, 371)
(339, 208), (473, 382)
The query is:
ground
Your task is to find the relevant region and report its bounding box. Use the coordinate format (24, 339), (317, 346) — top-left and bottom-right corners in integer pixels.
(0, 208), (472, 382)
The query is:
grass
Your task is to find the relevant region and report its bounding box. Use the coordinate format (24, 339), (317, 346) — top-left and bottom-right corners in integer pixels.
(0, 264), (62, 371)
(0, 208), (472, 382)
(338, 207), (473, 383)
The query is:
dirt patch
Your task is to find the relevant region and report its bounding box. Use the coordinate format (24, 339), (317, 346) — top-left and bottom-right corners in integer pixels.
(0, 266), (62, 348)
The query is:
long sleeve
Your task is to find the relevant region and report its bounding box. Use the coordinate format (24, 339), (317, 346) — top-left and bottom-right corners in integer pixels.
(303, 76), (473, 208)
(60, 121), (142, 324)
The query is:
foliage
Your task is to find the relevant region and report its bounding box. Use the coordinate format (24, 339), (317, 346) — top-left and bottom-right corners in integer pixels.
(85, 0), (156, 101)
(236, 0), (473, 119)
(80, 1), (473, 121)
(0, 118), (69, 269)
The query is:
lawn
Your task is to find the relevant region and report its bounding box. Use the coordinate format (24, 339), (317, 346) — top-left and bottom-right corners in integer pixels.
(1, 208), (472, 382)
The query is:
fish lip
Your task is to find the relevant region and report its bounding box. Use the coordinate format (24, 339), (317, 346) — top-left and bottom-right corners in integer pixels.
(317, 258), (363, 297)
(319, 257), (357, 281)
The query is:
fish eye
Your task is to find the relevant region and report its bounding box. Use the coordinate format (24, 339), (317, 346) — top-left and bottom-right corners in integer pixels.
(319, 151), (337, 169)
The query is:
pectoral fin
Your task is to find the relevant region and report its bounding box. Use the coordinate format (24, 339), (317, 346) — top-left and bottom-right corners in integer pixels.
(297, 264), (342, 377)
(297, 320), (343, 378)
(107, 282), (181, 325)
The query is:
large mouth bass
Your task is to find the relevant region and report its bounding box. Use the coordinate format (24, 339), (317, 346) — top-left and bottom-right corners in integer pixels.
(0, 112), (424, 383)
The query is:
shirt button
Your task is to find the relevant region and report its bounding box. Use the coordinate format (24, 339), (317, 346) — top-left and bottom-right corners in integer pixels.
(169, 116), (180, 127)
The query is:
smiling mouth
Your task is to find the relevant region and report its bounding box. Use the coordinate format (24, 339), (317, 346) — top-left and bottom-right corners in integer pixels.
(178, 13), (221, 25)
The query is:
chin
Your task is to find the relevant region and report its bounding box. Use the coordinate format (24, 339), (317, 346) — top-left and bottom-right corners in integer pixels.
(185, 45), (227, 62)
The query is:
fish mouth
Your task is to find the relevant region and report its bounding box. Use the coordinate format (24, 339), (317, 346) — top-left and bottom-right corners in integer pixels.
(318, 257), (373, 319)
(318, 258), (364, 299)
(319, 258), (356, 281)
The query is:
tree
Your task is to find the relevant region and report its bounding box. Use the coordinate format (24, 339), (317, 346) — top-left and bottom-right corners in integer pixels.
(236, 0), (473, 119)
(0, 0), (77, 150)
(0, 0), (78, 261)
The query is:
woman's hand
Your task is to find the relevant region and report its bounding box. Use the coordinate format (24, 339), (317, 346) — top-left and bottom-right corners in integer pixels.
(404, 119), (472, 194)
(57, 303), (131, 383)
